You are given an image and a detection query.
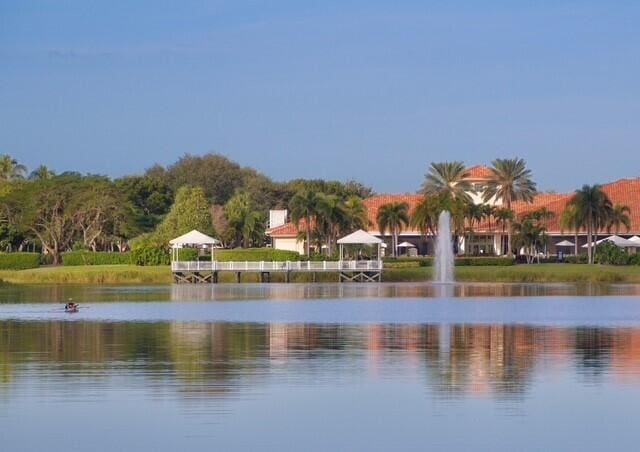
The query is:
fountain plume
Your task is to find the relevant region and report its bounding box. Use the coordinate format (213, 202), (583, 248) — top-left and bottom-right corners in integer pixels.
(434, 211), (454, 283)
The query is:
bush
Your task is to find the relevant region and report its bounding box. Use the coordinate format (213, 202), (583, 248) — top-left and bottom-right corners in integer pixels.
(455, 257), (514, 266)
(565, 254), (588, 264)
(131, 246), (170, 266)
(62, 251), (132, 266)
(212, 248), (302, 262)
(0, 252), (41, 270)
(383, 257), (433, 267)
(595, 242), (632, 265)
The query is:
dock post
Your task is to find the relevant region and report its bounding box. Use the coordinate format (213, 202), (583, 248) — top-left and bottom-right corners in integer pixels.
(236, 272), (241, 283)
(213, 271), (218, 284)
(285, 271), (291, 283)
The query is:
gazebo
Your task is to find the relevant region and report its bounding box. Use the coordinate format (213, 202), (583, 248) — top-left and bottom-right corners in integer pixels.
(336, 229), (383, 282)
(169, 230), (221, 262)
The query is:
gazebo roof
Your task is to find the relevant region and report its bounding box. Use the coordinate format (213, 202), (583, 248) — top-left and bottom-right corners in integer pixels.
(556, 240), (575, 247)
(337, 229), (382, 245)
(169, 230), (221, 248)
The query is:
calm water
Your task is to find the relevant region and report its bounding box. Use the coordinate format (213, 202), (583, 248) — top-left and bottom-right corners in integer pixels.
(2, 283), (640, 451)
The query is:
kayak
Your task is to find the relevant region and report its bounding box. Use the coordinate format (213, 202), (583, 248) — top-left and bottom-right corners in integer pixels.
(65, 306), (79, 313)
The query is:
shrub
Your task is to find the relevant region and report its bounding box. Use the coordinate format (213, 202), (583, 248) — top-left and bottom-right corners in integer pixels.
(454, 257), (514, 266)
(595, 242), (632, 265)
(383, 257), (433, 267)
(212, 248), (302, 262)
(131, 246), (170, 266)
(565, 254), (588, 264)
(0, 252), (41, 270)
(62, 251), (132, 266)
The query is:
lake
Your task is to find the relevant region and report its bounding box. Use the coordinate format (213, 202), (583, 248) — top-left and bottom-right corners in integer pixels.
(1, 283), (640, 451)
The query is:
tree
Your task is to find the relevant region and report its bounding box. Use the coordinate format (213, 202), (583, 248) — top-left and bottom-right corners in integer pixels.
(0, 154), (27, 181)
(289, 189), (320, 256)
(29, 165), (55, 180)
(410, 195), (442, 254)
(464, 202), (485, 255)
(224, 189), (264, 248)
(607, 204), (631, 234)
(512, 217), (547, 264)
(342, 196), (369, 232)
(483, 158), (537, 256)
(116, 175), (174, 232)
(149, 186), (214, 246)
(315, 193), (347, 255)
(494, 207), (515, 255)
(568, 185), (613, 264)
(421, 161), (472, 202)
(376, 202), (409, 257)
(560, 204), (581, 256)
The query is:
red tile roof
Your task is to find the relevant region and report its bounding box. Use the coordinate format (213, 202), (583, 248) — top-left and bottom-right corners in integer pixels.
(465, 165), (493, 180)
(362, 194), (423, 232)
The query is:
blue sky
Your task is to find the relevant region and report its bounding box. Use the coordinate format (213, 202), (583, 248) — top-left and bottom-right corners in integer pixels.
(1, 0), (639, 192)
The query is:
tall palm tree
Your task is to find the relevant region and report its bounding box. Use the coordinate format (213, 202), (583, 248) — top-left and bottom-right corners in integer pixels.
(376, 202), (409, 257)
(494, 207), (515, 255)
(464, 202), (485, 255)
(410, 195), (442, 253)
(289, 189), (320, 256)
(607, 204), (631, 234)
(0, 154), (27, 181)
(483, 158), (537, 256)
(315, 193), (346, 255)
(559, 204), (582, 255)
(421, 161), (472, 202)
(29, 165), (55, 180)
(568, 185), (613, 264)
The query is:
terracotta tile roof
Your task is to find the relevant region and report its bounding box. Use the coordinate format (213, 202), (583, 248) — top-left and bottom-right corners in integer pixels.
(465, 165), (493, 180)
(363, 194), (423, 233)
(265, 221), (300, 236)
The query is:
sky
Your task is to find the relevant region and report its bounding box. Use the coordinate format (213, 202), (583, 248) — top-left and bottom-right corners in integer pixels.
(1, 0), (639, 193)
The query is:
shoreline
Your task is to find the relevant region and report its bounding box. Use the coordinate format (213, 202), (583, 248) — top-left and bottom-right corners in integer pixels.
(0, 264), (640, 285)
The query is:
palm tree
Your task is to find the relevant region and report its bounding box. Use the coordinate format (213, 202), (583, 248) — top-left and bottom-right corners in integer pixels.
(483, 158), (537, 256)
(568, 185), (613, 264)
(315, 193), (346, 255)
(289, 189), (320, 256)
(421, 161), (472, 202)
(494, 207), (515, 255)
(29, 165), (55, 180)
(410, 195), (442, 253)
(376, 202), (409, 257)
(607, 204), (631, 234)
(464, 202), (485, 255)
(559, 204), (582, 255)
(342, 196), (368, 232)
(0, 154), (27, 181)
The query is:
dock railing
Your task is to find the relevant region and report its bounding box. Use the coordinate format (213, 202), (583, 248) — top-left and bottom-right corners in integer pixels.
(171, 260), (383, 272)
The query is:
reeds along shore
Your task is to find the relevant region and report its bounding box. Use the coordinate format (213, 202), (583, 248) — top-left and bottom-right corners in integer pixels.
(1, 264), (640, 285)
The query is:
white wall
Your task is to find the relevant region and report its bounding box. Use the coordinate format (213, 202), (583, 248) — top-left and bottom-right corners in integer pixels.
(272, 237), (305, 255)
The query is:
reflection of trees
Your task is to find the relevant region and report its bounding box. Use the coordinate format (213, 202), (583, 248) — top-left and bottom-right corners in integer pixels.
(3, 321), (640, 400)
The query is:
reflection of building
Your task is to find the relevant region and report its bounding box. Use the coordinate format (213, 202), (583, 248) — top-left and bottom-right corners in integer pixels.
(267, 165), (640, 256)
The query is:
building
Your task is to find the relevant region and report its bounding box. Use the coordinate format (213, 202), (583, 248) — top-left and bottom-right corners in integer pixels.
(266, 166), (640, 256)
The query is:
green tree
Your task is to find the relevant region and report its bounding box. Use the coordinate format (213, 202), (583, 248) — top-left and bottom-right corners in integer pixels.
(29, 165), (55, 180)
(421, 161), (472, 202)
(289, 189), (320, 256)
(376, 202), (409, 257)
(342, 196), (369, 232)
(410, 195), (443, 254)
(568, 185), (613, 264)
(483, 158), (537, 256)
(316, 193), (347, 255)
(0, 154), (27, 181)
(494, 207), (515, 255)
(607, 204), (631, 234)
(224, 189), (264, 248)
(149, 186), (214, 246)
(116, 175), (174, 232)
(560, 204), (581, 256)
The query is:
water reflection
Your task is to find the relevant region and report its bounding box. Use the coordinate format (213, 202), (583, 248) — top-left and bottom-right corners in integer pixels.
(2, 282), (640, 304)
(2, 321), (640, 398)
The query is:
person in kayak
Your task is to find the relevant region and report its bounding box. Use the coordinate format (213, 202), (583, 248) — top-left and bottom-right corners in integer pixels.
(65, 302), (78, 312)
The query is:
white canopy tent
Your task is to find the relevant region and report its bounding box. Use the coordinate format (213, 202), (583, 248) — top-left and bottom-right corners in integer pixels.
(556, 240), (575, 247)
(581, 235), (640, 249)
(630, 236), (640, 243)
(337, 229), (383, 261)
(169, 230), (222, 261)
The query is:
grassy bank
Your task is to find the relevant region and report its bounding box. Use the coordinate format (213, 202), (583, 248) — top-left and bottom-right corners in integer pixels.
(1, 264), (640, 285)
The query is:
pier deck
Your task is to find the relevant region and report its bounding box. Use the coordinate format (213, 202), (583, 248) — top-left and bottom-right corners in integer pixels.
(171, 260), (383, 283)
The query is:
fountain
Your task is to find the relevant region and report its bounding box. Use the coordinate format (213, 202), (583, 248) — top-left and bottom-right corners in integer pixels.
(434, 211), (454, 283)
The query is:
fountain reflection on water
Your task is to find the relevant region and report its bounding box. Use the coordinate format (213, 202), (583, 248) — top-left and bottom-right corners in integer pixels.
(434, 210), (455, 284)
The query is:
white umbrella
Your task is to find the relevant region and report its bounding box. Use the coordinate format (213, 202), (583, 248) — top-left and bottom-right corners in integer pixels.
(397, 241), (416, 248)
(582, 235), (640, 248)
(629, 236), (640, 243)
(556, 240), (575, 247)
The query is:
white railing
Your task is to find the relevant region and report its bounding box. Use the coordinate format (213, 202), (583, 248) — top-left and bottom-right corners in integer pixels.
(171, 260), (383, 272)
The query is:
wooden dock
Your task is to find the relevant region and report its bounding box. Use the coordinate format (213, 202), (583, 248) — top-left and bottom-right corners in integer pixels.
(171, 260), (383, 283)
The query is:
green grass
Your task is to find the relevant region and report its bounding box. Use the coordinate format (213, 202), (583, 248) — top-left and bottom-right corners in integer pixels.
(0, 263), (639, 284)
